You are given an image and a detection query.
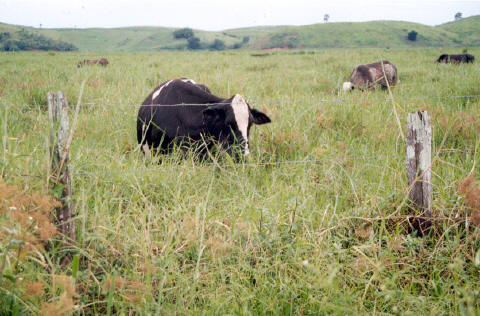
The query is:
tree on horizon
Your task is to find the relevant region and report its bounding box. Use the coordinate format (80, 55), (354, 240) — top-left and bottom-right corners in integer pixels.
(187, 36), (201, 50)
(173, 28), (194, 39)
(408, 30), (418, 41)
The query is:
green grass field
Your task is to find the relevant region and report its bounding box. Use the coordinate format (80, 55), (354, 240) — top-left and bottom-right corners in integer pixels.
(1, 48), (480, 315)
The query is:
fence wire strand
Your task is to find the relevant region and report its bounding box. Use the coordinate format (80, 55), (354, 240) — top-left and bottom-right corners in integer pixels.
(3, 94), (479, 178)
(71, 148), (476, 177)
(1, 94), (479, 108)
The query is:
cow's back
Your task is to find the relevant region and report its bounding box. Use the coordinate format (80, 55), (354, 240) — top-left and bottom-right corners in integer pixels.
(137, 79), (224, 151)
(348, 61), (396, 89)
(366, 61), (397, 87)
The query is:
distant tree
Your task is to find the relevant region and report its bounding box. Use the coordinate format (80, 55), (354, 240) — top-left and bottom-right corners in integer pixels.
(187, 36), (201, 50)
(407, 30), (418, 41)
(210, 39), (225, 51)
(173, 28), (194, 39)
(243, 36), (250, 44)
(324, 14), (329, 22)
(0, 29), (77, 51)
(455, 12), (462, 21)
(232, 42), (242, 49)
(0, 32), (11, 41)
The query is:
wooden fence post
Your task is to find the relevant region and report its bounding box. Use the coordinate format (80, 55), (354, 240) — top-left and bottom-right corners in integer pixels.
(48, 91), (76, 265)
(406, 111), (432, 237)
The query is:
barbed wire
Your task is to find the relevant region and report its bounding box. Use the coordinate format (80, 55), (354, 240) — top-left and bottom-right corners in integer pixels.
(73, 154), (404, 176)
(1, 94), (479, 108)
(8, 149), (476, 180)
(72, 148), (477, 177)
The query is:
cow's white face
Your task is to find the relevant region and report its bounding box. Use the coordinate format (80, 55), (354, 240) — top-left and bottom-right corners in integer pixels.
(230, 94), (250, 155)
(343, 82), (353, 92)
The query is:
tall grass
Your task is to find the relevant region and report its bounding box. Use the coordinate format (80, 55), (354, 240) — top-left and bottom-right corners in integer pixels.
(1, 48), (480, 315)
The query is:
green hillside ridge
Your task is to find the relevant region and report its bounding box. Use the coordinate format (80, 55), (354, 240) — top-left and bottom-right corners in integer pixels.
(1, 16), (479, 52)
(0, 23), (78, 51)
(436, 15), (480, 46)
(32, 25), (286, 52)
(258, 20), (466, 49)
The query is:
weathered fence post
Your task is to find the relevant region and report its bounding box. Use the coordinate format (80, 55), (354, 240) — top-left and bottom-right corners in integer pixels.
(406, 111), (432, 237)
(48, 91), (76, 265)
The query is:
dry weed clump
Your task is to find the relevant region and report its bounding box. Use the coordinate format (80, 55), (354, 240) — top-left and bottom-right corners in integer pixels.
(0, 181), (81, 314)
(0, 181), (60, 253)
(103, 275), (147, 303)
(176, 214), (251, 257)
(435, 108), (480, 140)
(315, 109), (333, 130)
(40, 292), (77, 316)
(86, 78), (104, 88)
(456, 175), (480, 227)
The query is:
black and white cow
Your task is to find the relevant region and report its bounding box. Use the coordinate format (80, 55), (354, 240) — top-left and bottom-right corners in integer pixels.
(436, 54), (475, 63)
(137, 78), (271, 159)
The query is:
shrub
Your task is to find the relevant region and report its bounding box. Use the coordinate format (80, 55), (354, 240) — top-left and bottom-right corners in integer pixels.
(173, 28), (194, 39)
(408, 30), (418, 41)
(187, 36), (202, 50)
(209, 39), (225, 51)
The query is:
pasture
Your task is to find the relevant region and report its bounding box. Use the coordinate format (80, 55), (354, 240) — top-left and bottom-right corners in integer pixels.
(1, 48), (480, 315)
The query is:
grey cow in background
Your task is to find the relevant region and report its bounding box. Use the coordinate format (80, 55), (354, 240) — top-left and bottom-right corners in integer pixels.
(343, 60), (398, 92)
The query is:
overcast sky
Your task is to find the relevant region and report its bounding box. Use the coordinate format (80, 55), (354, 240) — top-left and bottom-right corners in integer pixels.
(1, 0), (479, 31)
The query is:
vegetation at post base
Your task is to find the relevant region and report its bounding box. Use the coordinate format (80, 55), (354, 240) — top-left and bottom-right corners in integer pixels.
(0, 28), (78, 52)
(1, 46), (480, 314)
(0, 182), (81, 315)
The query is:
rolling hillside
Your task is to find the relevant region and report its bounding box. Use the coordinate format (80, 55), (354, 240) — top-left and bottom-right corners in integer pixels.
(436, 15), (480, 46)
(254, 20), (470, 49)
(1, 15), (479, 52)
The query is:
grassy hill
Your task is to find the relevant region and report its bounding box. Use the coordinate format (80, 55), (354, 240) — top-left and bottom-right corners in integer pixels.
(36, 25), (287, 52)
(435, 15), (480, 46)
(1, 16), (479, 52)
(254, 20), (469, 49)
(0, 23), (78, 51)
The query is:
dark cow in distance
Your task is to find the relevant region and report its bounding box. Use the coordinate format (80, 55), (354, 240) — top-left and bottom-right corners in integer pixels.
(251, 53), (270, 57)
(436, 54), (474, 63)
(137, 78), (271, 159)
(77, 58), (109, 67)
(343, 60), (397, 92)
(98, 58), (109, 66)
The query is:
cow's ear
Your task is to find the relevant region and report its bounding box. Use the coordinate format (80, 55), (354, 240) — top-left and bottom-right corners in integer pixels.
(250, 108), (271, 125)
(203, 106), (224, 122)
(203, 107), (217, 122)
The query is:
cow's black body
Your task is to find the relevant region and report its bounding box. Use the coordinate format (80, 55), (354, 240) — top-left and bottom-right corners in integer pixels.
(137, 79), (271, 159)
(436, 54), (475, 63)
